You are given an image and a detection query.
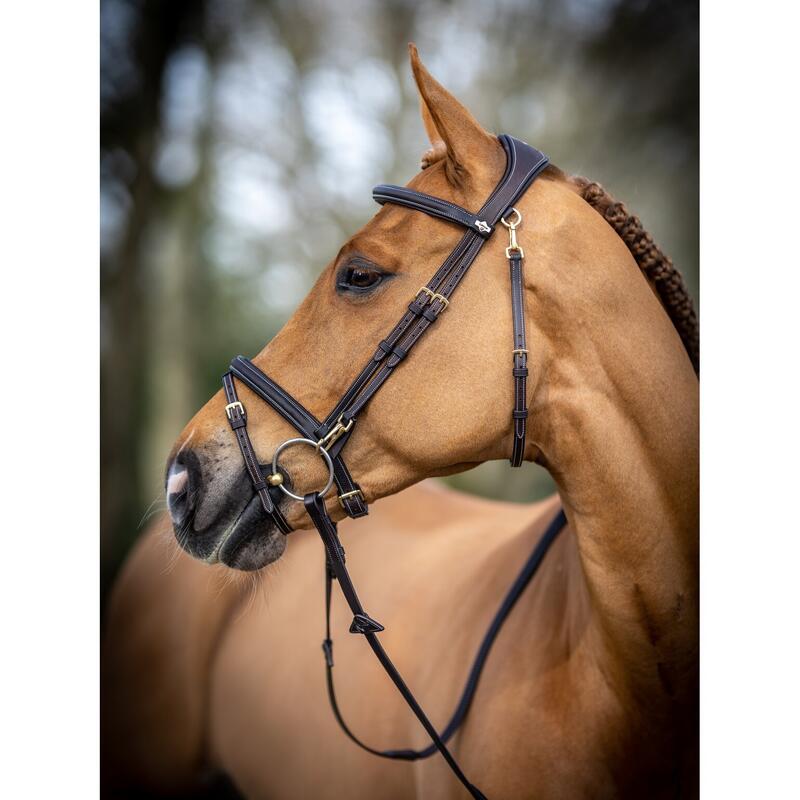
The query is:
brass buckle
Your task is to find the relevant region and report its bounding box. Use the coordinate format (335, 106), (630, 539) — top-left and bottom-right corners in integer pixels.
(512, 348), (528, 357)
(316, 415), (354, 452)
(417, 286), (450, 309)
(338, 488), (365, 508)
(225, 401), (245, 420)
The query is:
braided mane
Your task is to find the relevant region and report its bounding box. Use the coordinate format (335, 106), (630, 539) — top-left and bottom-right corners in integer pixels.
(544, 166), (699, 374)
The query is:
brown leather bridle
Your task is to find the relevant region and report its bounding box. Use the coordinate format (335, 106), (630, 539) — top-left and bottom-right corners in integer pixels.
(220, 135), (565, 799)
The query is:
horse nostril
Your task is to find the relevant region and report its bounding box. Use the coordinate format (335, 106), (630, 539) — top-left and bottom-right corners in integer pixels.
(166, 455), (194, 526)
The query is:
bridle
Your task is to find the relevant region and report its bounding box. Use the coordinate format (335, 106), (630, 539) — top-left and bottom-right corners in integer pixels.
(221, 135), (565, 799)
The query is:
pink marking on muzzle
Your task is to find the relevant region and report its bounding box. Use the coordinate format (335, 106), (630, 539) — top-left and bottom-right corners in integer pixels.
(167, 467), (188, 496)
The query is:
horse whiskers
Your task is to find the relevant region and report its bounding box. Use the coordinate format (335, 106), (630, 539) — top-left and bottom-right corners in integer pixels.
(143, 479), (274, 609)
(237, 572), (259, 620)
(159, 517), (193, 576)
(231, 569), (269, 622)
(205, 563), (267, 620)
(207, 563), (234, 599)
(160, 539), (183, 576)
(157, 487), (204, 575)
(213, 563), (238, 594)
(138, 496), (167, 530)
(257, 567), (270, 608)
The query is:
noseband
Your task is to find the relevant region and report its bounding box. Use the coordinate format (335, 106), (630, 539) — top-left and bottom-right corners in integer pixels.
(221, 135), (565, 799)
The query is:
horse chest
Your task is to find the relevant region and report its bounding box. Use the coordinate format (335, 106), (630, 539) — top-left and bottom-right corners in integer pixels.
(205, 510), (638, 799)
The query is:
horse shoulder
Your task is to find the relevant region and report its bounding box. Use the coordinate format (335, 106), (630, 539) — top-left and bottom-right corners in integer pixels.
(102, 513), (246, 795)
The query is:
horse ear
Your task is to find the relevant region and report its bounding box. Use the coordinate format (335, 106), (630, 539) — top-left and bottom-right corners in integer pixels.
(409, 43), (498, 187)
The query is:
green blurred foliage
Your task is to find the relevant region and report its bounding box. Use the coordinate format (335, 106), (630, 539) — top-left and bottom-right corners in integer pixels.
(101, 0), (698, 591)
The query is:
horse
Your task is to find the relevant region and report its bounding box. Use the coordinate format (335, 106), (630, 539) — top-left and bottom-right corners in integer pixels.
(102, 45), (699, 799)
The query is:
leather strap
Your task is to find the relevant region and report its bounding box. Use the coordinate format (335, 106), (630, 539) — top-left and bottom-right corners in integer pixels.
(222, 373), (292, 534)
(304, 493), (498, 800)
(321, 508), (565, 761)
(508, 250), (529, 467)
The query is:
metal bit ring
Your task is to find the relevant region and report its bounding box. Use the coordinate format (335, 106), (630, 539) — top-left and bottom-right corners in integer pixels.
(271, 437), (335, 502)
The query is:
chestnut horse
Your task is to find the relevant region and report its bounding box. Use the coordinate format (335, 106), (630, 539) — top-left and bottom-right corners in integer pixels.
(103, 46), (698, 799)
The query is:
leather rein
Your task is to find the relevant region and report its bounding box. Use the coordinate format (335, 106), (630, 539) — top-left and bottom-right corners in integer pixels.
(221, 135), (566, 799)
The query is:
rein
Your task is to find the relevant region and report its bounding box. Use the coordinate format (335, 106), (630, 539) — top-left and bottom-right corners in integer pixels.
(221, 135), (565, 799)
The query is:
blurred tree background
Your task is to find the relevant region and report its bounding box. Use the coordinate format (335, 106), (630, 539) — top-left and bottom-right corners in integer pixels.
(101, 0), (698, 593)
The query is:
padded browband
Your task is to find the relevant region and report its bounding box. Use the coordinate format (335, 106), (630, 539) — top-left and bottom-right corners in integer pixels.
(375, 136), (548, 233)
(373, 185), (495, 237)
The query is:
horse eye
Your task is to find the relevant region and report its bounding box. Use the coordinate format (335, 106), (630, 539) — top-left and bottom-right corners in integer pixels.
(338, 264), (384, 293)
(348, 267), (381, 288)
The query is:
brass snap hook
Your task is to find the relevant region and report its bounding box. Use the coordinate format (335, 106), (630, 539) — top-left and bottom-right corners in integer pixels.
(501, 208), (524, 258)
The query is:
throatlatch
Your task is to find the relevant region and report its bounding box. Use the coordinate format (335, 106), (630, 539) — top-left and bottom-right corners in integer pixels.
(221, 135), (564, 800)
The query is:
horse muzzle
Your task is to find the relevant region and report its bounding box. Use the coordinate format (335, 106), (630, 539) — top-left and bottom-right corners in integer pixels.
(165, 444), (290, 570)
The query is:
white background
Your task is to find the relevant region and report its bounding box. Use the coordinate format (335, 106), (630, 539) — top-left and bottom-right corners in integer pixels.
(0, 1), (798, 796)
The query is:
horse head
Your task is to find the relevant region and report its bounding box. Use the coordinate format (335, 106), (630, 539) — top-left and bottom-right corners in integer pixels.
(164, 45), (697, 572)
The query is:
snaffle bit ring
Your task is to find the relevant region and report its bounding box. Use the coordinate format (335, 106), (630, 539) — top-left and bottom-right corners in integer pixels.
(270, 437), (335, 502)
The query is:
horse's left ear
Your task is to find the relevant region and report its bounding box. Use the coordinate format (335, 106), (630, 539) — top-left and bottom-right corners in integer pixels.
(409, 43), (501, 188)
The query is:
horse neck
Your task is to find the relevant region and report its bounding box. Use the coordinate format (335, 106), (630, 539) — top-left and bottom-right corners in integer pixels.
(525, 184), (699, 708)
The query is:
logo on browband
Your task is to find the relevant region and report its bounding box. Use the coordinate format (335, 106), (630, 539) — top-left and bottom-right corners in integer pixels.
(475, 220), (491, 234)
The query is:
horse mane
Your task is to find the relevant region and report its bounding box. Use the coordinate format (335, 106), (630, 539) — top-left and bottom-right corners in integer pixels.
(542, 165), (700, 374)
